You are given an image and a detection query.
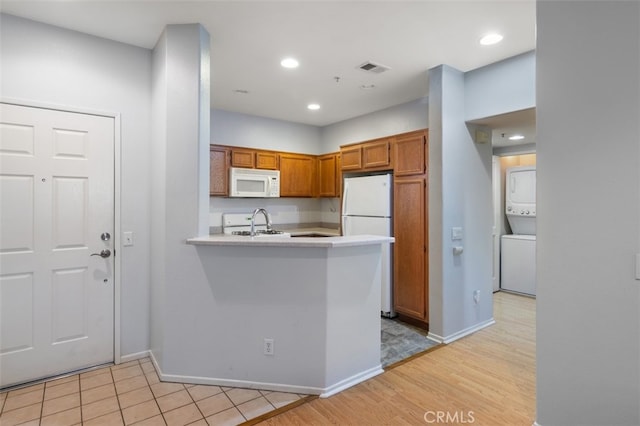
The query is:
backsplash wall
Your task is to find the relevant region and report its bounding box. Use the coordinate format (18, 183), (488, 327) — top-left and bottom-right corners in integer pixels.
(209, 197), (340, 232)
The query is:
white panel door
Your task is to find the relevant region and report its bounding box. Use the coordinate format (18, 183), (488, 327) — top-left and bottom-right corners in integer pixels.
(0, 103), (114, 388)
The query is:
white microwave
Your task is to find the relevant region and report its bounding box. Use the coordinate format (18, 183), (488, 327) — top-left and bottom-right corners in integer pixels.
(229, 167), (280, 198)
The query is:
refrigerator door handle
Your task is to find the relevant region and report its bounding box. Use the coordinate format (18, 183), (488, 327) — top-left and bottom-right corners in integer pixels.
(341, 182), (349, 216)
(342, 216), (348, 235)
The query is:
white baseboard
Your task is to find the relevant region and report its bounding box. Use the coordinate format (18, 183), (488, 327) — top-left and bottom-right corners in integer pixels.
(426, 332), (444, 344)
(429, 318), (496, 344)
(119, 350), (151, 364)
(318, 365), (383, 398)
(148, 351), (382, 397)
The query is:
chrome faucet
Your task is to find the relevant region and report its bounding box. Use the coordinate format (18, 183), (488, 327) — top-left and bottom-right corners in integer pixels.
(250, 208), (272, 236)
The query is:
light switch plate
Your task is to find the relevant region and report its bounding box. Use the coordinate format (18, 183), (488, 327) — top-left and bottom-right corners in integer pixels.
(123, 231), (134, 247)
(451, 227), (463, 241)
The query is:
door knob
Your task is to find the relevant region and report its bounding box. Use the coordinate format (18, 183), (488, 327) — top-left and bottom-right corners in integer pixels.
(91, 249), (111, 258)
(101, 232), (111, 241)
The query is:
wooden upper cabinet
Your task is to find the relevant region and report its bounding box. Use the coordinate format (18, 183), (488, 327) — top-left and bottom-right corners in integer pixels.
(362, 139), (391, 169)
(318, 152), (340, 197)
(340, 138), (391, 172)
(256, 151), (278, 170)
(210, 145), (229, 196)
(393, 130), (428, 177)
(340, 145), (362, 171)
(279, 153), (316, 197)
(230, 149), (255, 168)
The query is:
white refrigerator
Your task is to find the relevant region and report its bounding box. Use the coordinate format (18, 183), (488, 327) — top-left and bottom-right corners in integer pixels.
(342, 174), (394, 317)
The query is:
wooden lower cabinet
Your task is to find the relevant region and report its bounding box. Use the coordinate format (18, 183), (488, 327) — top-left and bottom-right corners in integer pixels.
(393, 177), (428, 326)
(279, 153), (316, 197)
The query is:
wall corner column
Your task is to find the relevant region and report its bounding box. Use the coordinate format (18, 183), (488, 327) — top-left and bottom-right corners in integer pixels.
(150, 23), (211, 370)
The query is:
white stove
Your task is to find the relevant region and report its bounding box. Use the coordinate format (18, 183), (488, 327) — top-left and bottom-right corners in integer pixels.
(222, 213), (290, 237)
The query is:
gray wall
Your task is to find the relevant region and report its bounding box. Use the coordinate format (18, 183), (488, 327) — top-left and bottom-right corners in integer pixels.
(465, 50), (536, 121)
(428, 65), (494, 342)
(0, 13), (152, 358)
(320, 97), (428, 152)
(536, 1), (640, 424)
(211, 108), (322, 154)
(150, 24), (211, 373)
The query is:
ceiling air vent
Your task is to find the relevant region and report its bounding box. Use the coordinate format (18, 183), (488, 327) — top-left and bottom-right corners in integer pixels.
(357, 61), (391, 74)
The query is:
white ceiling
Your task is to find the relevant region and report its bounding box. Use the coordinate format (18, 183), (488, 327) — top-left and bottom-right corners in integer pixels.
(470, 108), (536, 148)
(1, 0), (536, 131)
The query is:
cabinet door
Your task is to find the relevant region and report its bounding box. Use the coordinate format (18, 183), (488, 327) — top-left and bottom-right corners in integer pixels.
(362, 140), (391, 169)
(318, 153), (339, 197)
(279, 153), (316, 197)
(394, 131), (427, 176)
(231, 149), (255, 168)
(340, 145), (362, 171)
(210, 146), (229, 196)
(256, 151), (278, 170)
(393, 177), (427, 322)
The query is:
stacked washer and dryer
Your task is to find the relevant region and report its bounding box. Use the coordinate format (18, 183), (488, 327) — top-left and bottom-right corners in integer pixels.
(500, 166), (536, 296)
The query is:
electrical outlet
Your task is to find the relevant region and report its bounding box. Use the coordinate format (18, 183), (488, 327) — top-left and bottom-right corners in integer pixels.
(264, 338), (274, 356)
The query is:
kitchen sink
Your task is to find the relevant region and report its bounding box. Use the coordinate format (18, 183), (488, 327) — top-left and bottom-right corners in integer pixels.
(290, 233), (333, 238)
(231, 230), (291, 237)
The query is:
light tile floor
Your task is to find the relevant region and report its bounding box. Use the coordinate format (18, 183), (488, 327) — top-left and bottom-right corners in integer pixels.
(0, 358), (306, 426)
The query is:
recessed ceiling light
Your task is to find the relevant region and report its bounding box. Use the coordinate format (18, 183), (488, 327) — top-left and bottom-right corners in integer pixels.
(280, 57), (299, 69)
(508, 134), (525, 141)
(480, 33), (504, 46)
(307, 103), (320, 110)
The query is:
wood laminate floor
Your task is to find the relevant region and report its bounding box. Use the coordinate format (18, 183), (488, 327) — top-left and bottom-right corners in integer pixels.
(258, 291), (536, 426)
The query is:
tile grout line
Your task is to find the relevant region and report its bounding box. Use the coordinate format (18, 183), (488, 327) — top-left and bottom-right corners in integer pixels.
(38, 381), (45, 425)
(183, 382), (205, 425)
(144, 359), (168, 426)
(111, 359), (130, 426)
(75, 373), (85, 426)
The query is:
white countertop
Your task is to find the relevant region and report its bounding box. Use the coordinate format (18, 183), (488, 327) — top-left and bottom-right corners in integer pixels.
(187, 228), (393, 248)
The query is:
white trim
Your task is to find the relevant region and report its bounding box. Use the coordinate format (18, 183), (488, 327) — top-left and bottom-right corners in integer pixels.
(113, 113), (122, 364)
(2, 97), (123, 367)
(318, 365), (384, 398)
(120, 350), (151, 363)
(426, 332), (444, 344)
(149, 351), (383, 397)
(430, 318), (496, 344)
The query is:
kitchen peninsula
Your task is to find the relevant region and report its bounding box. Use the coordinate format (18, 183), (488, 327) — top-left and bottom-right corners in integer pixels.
(186, 233), (393, 397)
